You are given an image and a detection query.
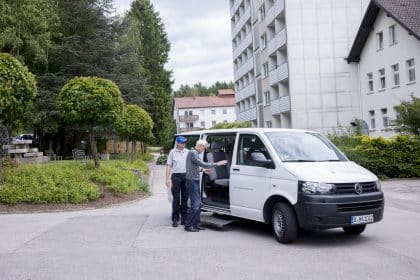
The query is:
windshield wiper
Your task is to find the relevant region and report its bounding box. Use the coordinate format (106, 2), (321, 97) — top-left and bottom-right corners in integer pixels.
(282, 159), (317, 162)
(318, 159), (343, 162)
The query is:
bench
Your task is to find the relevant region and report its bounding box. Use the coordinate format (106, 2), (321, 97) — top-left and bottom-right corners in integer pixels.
(72, 149), (90, 162)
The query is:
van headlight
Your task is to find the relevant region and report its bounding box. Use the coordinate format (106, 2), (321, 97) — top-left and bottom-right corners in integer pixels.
(375, 180), (382, 191)
(301, 182), (335, 195)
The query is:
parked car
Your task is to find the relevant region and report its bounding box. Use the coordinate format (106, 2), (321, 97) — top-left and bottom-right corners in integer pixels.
(175, 128), (384, 243)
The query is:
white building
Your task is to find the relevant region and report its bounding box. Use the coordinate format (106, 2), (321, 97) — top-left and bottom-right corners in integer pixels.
(230, 0), (370, 134)
(173, 89), (236, 133)
(347, 0), (420, 137)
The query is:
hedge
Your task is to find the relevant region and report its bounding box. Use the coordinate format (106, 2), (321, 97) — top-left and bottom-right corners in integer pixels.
(329, 135), (420, 178)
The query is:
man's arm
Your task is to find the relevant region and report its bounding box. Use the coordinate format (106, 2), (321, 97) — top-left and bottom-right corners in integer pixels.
(165, 151), (173, 187)
(191, 151), (227, 168)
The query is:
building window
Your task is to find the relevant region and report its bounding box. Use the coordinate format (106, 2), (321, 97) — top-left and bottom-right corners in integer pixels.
(266, 121), (272, 128)
(389, 25), (397, 45)
(212, 121), (216, 127)
(185, 110), (192, 116)
(378, 69), (386, 89)
(260, 33), (267, 49)
(407, 58), (416, 82)
(262, 62), (269, 78)
(381, 108), (389, 128)
(369, 110), (376, 129)
(186, 122), (193, 128)
(367, 73), (373, 92)
(200, 121), (205, 128)
(211, 109), (216, 115)
(376, 32), (383, 50)
(200, 109), (204, 115)
(223, 108), (227, 114)
(258, 4), (265, 22)
(263, 91), (270, 105)
(391, 64), (400, 87)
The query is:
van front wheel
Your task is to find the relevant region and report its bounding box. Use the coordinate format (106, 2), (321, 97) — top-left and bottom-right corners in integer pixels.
(342, 225), (366, 235)
(272, 202), (297, 244)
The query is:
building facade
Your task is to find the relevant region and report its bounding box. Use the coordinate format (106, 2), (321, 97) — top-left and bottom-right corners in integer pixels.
(230, 0), (369, 133)
(173, 90), (236, 133)
(347, 0), (420, 137)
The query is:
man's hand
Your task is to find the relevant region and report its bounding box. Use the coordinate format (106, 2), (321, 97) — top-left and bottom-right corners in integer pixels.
(166, 179), (172, 188)
(202, 168), (211, 175)
(216, 160), (228, 166)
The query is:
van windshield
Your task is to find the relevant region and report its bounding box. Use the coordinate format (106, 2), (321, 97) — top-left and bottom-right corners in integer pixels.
(265, 131), (347, 162)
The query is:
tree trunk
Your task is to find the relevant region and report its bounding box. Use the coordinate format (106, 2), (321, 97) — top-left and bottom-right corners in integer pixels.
(125, 140), (129, 160)
(0, 154), (3, 184)
(89, 130), (100, 169)
(131, 140), (136, 163)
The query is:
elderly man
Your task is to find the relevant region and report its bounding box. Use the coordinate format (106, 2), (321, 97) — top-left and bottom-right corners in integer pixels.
(166, 136), (189, 227)
(185, 139), (227, 232)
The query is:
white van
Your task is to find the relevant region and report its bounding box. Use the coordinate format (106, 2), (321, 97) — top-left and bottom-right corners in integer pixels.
(175, 128), (384, 243)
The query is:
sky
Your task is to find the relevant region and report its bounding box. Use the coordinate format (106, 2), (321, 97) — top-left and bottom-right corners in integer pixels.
(113, 0), (233, 90)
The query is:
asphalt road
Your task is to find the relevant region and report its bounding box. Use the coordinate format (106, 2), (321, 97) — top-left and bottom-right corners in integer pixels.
(0, 163), (419, 280)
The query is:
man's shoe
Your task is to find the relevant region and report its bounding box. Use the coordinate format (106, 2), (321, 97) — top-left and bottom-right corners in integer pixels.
(172, 220), (179, 227)
(180, 220), (185, 226)
(195, 225), (206, 231)
(184, 226), (199, 232)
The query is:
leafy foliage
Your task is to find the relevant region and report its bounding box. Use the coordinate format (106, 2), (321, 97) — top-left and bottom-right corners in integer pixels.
(0, 160), (149, 204)
(329, 134), (420, 178)
(0, 53), (37, 132)
(394, 95), (420, 135)
(212, 121), (252, 129)
(174, 81), (234, 97)
(57, 77), (124, 168)
(115, 104), (154, 143)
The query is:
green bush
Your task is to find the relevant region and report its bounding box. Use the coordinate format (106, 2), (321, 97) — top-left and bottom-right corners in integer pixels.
(330, 134), (420, 178)
(0, 160), (149, 205)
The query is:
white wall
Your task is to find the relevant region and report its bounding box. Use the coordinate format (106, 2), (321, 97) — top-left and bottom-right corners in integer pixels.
(175, 106), (237, 131)
(358, 10), (420, 137)
(286, 0), (369, 134)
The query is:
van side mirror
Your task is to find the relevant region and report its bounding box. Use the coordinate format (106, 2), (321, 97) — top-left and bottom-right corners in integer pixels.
(250, 152), (275, 169)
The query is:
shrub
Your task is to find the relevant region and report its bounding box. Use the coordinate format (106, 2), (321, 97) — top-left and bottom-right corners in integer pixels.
(329, 134), (420, 178)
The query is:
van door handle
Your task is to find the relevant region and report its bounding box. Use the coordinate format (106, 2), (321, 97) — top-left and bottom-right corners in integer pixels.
(233, 168), (240, 171)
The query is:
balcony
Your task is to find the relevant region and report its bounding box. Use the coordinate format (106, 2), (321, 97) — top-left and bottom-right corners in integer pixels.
(230, 0), (242, 17)
(180, 127), (201, 133)
(267, 28), (286, 56)
(237, 107), (257, 122)
(231, 7), (251, 38)
(234, 58), (254, 81)
(271, 95), (291, 115)
(235, 83), (255, 102)
(265, 0), (284, 25)
(233, 32), (253, 60)
(269, 62), (288, 86)
(179, 115), (199, 122)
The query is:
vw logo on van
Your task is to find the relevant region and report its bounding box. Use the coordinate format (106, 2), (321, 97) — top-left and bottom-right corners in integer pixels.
(354, 183), (363, 195)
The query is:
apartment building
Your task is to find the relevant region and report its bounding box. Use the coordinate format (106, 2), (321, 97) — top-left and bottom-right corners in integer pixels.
(230, 0), (369, 133)
(347, 0), (420, 137)
(173, 89), (236, 133)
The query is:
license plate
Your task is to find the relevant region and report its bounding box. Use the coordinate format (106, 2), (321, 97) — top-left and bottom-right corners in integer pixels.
(351, 214), (374, 225)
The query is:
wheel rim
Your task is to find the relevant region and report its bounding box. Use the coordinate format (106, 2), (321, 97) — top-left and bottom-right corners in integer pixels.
(273, 209), (285, 237)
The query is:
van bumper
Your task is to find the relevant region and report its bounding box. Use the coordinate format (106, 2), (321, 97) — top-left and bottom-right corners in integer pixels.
(294, 192), (384, 230)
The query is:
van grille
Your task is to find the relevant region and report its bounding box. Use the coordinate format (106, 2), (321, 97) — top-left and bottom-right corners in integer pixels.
(337, 200), (383, 212)
(334, 182), (377, 194)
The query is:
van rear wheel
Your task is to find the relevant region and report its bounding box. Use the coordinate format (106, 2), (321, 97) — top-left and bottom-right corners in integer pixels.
(272, 202), (297, 244)
(342, 225), (366, 235)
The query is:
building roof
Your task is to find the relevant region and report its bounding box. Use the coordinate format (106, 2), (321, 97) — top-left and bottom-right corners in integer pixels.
(347, 0), (420, 63)
(217, 89), (234, 96)
(174, 95), (236, 109)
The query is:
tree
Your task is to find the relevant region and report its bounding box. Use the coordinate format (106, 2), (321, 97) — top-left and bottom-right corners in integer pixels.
(127, 0), (173, 145)
(212, 121), (252, 129)
(0, 0), (59, 73)
(57, 77), (124, 168)
(394, 95), (420, 135)
(115, 104), (153, 161)
(174, 81), (234, 97)
(0, 53), (37, 134)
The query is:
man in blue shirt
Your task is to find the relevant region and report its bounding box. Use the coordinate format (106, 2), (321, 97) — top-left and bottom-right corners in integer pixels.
(185, 139), (227, 232)
(166, 136), (189, 227)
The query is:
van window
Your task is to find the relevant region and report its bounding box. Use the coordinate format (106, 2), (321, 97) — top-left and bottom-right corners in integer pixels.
(237, 134), (272, 166)
(265, 131), (347, 162)
(174, 135), (200, 150)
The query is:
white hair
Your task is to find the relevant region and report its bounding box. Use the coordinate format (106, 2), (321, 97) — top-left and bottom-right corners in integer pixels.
(196, 139), (208, 148)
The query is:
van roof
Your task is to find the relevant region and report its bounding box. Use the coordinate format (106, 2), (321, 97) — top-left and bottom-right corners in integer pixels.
(175, 128), (316, 136)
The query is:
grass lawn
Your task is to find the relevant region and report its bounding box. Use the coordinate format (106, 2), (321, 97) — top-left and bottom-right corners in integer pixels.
(0, 158), (150, 205)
